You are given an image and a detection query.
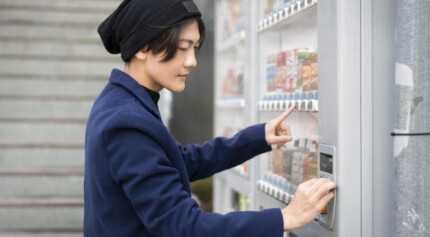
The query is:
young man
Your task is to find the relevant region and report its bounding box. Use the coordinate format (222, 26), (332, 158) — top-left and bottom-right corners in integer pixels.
(84, 0), (336, 236)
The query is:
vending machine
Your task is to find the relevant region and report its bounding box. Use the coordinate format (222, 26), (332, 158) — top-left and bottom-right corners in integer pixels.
(253, 0), (396, 236)
(255, 1), (339, 236)
(214, 0), (398, 236)
(213, 0), (254, 213)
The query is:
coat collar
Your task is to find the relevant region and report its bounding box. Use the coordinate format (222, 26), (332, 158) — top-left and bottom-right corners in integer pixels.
(108, 69), (161, 119)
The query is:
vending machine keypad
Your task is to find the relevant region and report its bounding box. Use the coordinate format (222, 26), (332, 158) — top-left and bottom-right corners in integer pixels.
(317, 144), (336, 230)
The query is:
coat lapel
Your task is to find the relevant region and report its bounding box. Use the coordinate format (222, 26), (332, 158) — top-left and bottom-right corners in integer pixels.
(108, 69), (162, 120)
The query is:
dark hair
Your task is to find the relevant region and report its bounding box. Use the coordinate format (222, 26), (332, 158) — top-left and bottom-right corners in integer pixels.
(142, 17), (205, 62)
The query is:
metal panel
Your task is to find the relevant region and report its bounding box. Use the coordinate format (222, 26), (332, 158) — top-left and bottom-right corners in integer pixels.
(316, 0), (338, 234)
(336, 0), (362, 236)
(318, 0), (337, 147)
(319, 0), (362, 236)
(370, 0), (395, 237)
(360, 0), (373, 235)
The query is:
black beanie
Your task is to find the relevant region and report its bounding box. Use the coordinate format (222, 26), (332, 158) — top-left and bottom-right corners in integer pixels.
(98, 0), (201, 62)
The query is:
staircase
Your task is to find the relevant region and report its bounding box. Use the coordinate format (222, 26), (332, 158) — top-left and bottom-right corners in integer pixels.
(0, 0), (121, 236)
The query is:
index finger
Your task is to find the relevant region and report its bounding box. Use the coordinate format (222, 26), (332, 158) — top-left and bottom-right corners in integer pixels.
(313, 180), (337, 198)
(273, 104), (296, 124)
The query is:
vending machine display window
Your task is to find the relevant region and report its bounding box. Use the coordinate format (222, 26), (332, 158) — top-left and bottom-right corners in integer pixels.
(256, 0), (319, 205)
(213, 0), (253, 214)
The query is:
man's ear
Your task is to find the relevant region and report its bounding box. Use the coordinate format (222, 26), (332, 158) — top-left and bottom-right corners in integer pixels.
(135, 49), (147, 61)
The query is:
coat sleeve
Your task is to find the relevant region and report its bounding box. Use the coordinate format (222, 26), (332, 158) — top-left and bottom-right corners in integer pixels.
(104, 117), (283, 237)
(177, 123), (272, 181)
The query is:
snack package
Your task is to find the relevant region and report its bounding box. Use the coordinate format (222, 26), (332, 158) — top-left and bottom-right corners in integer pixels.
(276, 51), (287, 93)
(291, 151), (308, 185)
(269, 149), (284, 176)
(303, 155), (317, 181)
(267, 55), (277, 92)
(282, 149), (294, 182)
(285, 49), (298, 92)
(221, 66), (243, 97)
(296, 50), (311, 92)
(303, 52), (318, 91)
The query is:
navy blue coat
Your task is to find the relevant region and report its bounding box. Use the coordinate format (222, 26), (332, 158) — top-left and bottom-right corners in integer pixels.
(84, 69), (284, 237)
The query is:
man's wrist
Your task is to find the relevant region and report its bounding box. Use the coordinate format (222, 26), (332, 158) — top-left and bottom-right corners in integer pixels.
(281, 207), (299, 231)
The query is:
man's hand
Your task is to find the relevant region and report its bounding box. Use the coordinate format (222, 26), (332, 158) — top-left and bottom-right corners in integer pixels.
(281, 178), (336, 231)
(265, 105), (295, 148)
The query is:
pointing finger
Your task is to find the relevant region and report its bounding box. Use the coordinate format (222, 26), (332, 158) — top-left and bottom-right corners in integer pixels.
(273, 104), (296, 124)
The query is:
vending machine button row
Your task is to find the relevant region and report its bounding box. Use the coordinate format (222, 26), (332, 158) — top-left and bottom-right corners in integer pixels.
(257, 180), (264, 190)
(231, 165), (248, 177)
(319, 173), (331, 179)
(258, 100), (318, 112)
(284, 192), (293, 203)
(257, 177), (295, 204)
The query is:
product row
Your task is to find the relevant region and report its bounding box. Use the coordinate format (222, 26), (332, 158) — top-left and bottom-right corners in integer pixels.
(269, 141), (318, 183)
(257, 142), (318, 203)
(266, 49), (318, 94)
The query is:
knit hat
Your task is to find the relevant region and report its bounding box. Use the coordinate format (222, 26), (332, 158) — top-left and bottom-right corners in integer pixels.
(98, 0), (201, 62)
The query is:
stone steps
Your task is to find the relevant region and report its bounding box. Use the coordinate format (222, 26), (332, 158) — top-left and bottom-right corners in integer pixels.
(0, 24), (100, 41)
(0, 76), (105, 97)
(0, 122), (86, 143)
(0, 0), (120, 233)
(0, 0), (119, 12)
(0, 41), (113, 59)
(0, 167), (84, 197)
(0, 99), (93, 120)
(0, 167), (84, 176)
(0, 58), (118, 77)
(0, 8), (109, 27)
(0, 148), (84, 168)
(0, 206), (83, 231)
(0, 232), (82, 237)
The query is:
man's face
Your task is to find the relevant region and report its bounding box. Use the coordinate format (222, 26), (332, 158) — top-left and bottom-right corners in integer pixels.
(142, 20), (200, 93)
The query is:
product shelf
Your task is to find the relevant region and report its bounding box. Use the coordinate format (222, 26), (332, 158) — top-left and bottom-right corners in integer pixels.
(215, 98), (246, 109)
(258, 0), (317, 33)
(217, 30), (246, 53)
